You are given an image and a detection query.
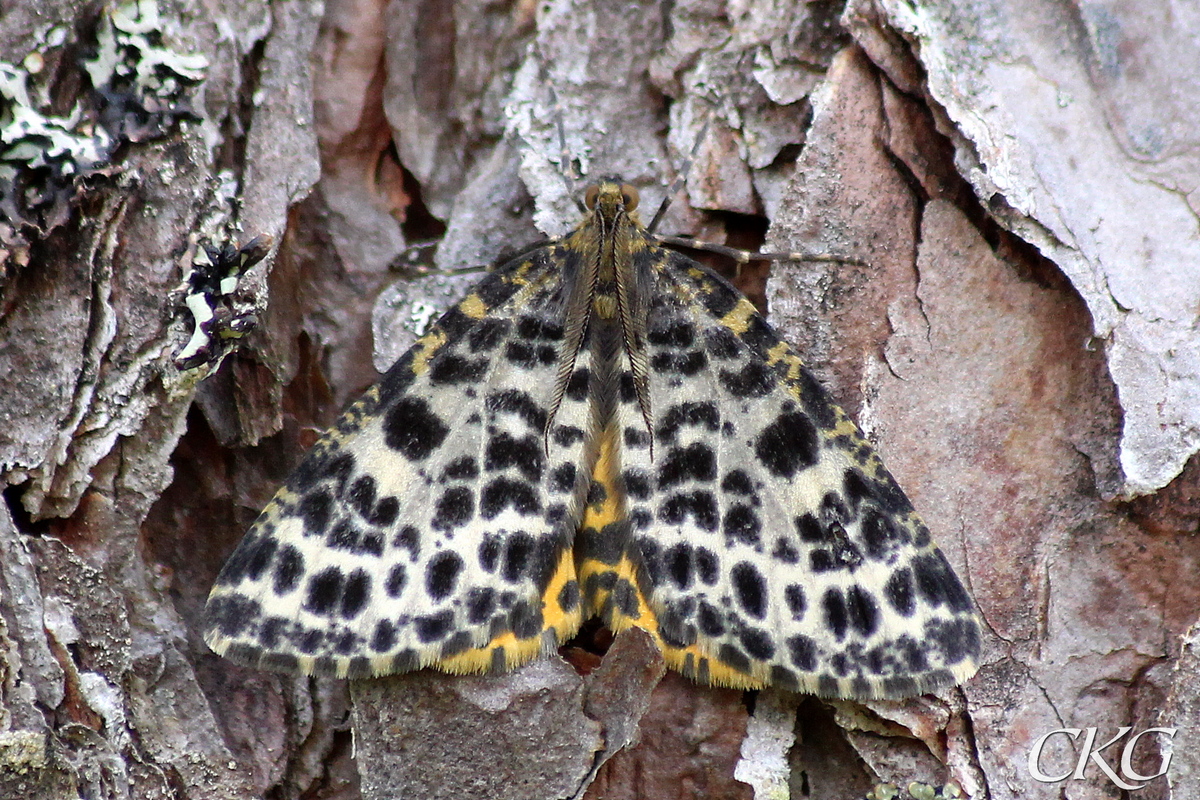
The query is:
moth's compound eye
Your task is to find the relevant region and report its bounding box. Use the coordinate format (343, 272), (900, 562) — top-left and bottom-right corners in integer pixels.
(585, 184), (600, 210)
(621, 184), (639, 211)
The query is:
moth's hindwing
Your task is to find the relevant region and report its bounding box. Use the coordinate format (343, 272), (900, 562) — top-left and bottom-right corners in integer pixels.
(583, 248), (980, 698)
(204, 246), (594, 678)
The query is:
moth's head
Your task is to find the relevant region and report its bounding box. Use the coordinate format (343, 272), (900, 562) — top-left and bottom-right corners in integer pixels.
(584, 178), (640, 224)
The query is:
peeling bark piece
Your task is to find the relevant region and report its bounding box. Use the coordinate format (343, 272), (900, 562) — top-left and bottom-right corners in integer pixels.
(575, 627), (666, 797)
(0, 506), (64, 711)
(1162, 624), (1200, 797)
(351, 658), (601, 800)
(583, 672), (752, 800)
(849, 0), (1200, 497)
(734, 689), (800, 799)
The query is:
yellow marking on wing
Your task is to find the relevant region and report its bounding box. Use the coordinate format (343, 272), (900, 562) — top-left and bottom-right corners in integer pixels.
(718, 299), (757, 335)
(764, 340), (790, 366)
(582, 554), (767, 690)
(410, 329), (448, 376)
(540, 546), (585, 638)
(459, 292), (488, 319)
(433, 548), (582, 675)
(576, 425), (767, 689)
(585, 425), (624, 526)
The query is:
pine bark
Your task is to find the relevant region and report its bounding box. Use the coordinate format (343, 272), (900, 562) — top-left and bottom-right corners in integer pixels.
(2, 1), (1197, 799)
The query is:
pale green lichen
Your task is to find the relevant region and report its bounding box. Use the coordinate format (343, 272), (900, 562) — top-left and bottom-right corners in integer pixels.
(866, 783), (964, 800)
(0, 730), (48, 773)
(1, 0), (208, 271)
(83, 0), (208, 140)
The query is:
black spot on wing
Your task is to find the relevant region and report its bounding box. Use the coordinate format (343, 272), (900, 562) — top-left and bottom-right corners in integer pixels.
(844, 467), (911, 515)
(553, 425), (587, 447)
(784, 585), (806, 620)
(478, 535), (501, 572)
(624, 427), (651, 449)
(415, 610), (454, 642)
(718, 643), (751, 674)
(665, 543), (693, 590)
(720, 469), (754, 496)
(303, 567), (344, 616)
(426, 552), (464, 601)
(636, 537), (662, 587)
(549, 463), (577, 493)
(481, 478), (541, 518)
(505, 340), (557, 368)
(485, 432), (544, 481)
(237, 533), (278, 583)
(618, 372), (637, 403)
(273, 545), (304, 594)
(885, 567), (914, 615)
(467, 587), (496, 623)
(787, 635), (818, 671)
(347, 476), (377, 519)
(393, 525), (420, 560)
(623, 469), (652, 500)
(657, 443), (717, 488)
(611, 578), (641, 618)
(468, 317), (510, 352)
(738, 315), (781, 354)
(792, 366), (839, 429)
(432, 486), (474, 532)
(924, 617), (980, 665)
(487, 389), (548, 431)
(731, 562), (766, 619)
(720, 361), (775, 398)
(704, 326), (742, 359)
(722, 505), (761, 546)
(510, 601), (543, 639)
(698, 602), (724, 636)
(566, 368), (589, 401)
(516, 314), (564, 341)
(341, 569), (370, 619)
(290, 449), (354, 495)
(823, 588), (847, 640)
(502, 532), (535, 582)
(372, 619), (396, 651)
(698, 280), (740, 317)
(655, 401), (720, 443)
(442, 456), (479, 481)
(755, 410), (818, 477)
(385, 563), (407, 597)
(557, 580), (580, 613)
(912, 552), (974, 612)
(694, 548), (719, 585)
(647, 318), (695, 348)
(369, 497), (399, 528)
(861, 508), (912, 562)
(207, 595), (260, 637)
(772, 537), (799, 564)
(659, 607), (697, 649)
(430, 353), (489, 385)
(658, 491), (718, 531)
(846, 585), (879, 637)
(383, 397), (450, 460)
(297, 490), (333, 537)
(651, 350), (708, 376)
(740, 628), (775, 661)
(327, 519), (362, 552)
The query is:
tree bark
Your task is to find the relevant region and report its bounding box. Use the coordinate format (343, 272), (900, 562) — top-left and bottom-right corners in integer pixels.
(2, 1), (1197, 799)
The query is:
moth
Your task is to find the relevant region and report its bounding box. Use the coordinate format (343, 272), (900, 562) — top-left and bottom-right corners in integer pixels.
(204, 178), (980, 698)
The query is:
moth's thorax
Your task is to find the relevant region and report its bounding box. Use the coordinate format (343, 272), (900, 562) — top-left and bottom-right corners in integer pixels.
(564, 180), (650, 321)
